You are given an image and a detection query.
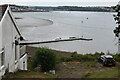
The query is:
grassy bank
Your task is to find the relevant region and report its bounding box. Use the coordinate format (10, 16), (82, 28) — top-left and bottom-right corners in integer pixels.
(3, 46), (120, 78)
(3, 70), (54, 78)
(83, 69), (119, 78)
(4, 62), (118, 78)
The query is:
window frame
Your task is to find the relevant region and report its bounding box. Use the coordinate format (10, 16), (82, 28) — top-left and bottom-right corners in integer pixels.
(0, 50), (5, 66)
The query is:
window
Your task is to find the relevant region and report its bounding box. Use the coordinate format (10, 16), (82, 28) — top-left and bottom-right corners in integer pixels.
(106, 58), (114, 61)
(15, 45), (17, 60)
(15, 40), (18, 61)
(20, 45), (26, 57)
(1, 52), (5, 66)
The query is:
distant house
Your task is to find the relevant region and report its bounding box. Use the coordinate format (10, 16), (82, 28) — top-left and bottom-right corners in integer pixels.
(0, 4), (27, 78)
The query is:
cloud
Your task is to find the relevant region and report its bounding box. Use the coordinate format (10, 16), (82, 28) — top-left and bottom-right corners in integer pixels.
(0, 0), (119, 6)
(0, 0), (119, 2)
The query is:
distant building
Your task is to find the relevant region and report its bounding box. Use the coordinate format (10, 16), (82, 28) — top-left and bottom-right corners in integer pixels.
(0, 4), (27, 78)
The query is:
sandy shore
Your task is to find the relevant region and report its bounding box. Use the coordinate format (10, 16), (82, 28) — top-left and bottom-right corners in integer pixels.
(26, 46), (72, 58)
(13, 12), (53, 28)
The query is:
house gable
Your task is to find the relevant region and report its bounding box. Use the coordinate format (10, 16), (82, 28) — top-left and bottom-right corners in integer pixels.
(0, 4), (23, 39)
(0, 4), (27, 77)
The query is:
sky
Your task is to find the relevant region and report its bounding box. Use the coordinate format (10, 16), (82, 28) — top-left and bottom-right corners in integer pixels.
(0, 0), (120, 6)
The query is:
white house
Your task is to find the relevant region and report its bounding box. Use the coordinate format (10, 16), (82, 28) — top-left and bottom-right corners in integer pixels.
(0, 4), (27, 78)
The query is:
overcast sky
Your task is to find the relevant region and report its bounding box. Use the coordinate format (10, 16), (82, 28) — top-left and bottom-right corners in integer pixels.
(0, 0), (120, 6)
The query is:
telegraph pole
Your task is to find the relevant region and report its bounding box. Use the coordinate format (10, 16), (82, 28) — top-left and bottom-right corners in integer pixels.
(113, 1), (120, 54)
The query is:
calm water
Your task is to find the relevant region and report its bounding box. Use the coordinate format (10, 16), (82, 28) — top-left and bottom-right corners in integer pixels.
(14, 11), (117, 54)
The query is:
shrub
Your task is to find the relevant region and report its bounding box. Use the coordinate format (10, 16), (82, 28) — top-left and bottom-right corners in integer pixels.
(71, 51), (78, 57)
(29, 56), (38, 70)
(59, 55), (73, 62)
(30, 47), (57, 72)
(81, 54), (95, 62)
(94, 52), (105, 58)
(70, 53), (96, 62)
(71, 52), (82, 61)
(114, 54), (120, 62)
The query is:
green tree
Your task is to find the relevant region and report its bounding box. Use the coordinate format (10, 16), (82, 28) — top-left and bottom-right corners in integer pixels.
(31, 47), (57, 72)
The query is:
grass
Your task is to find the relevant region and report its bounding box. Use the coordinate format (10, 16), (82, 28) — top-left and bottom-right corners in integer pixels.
(4, 46), (120, 79)
(4, 70), (54, 78)
(83, 69), (119, 78)
(3, 62), (119, 78)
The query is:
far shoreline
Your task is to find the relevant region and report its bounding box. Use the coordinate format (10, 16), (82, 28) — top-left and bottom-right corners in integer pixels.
(13, 10), (116, 13)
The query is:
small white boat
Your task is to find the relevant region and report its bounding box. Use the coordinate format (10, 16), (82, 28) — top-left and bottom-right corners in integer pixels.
(55, 37), (62, 40)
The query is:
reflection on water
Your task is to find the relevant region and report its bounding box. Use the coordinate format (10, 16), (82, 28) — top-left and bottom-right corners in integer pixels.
(14, 11), (117, 54)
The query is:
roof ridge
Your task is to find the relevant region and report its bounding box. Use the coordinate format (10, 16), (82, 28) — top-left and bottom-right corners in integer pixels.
(0, 4), (24, 40)
(0, 4), (8, 21)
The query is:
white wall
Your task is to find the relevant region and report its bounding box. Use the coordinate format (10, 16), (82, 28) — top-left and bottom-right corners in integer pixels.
(0, 21), (2, 50)
(19, 54), (27, 70)
(2, 9), (20, 72)
(0, 6), (27, 78)
(0, 5), (2, 50)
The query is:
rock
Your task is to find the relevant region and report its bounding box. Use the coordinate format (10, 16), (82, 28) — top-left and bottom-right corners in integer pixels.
(34, 66), (41, 72)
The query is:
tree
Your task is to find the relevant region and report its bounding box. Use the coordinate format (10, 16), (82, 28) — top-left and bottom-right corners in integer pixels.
(31, 47), (57, 72)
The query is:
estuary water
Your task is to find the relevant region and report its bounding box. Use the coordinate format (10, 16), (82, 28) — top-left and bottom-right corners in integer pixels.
(13, 11), (117, 54)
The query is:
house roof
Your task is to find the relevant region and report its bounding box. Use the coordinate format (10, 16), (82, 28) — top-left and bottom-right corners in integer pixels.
(0, 6), (2, 21)
(0, 4), (24, 40)
(0, 5), (7, 21)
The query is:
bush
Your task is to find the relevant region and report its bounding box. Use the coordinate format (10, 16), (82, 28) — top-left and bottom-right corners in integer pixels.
(94, 52), (105, 58)
(71, 52), (82, 61)
(70, 53), (96, 62)
(30, 47), (57, 72)
(81, 54), (95, 62)
(58, 55), (73, 62)
(114, 54), (120, 62)
(70, 52), (106, 62)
